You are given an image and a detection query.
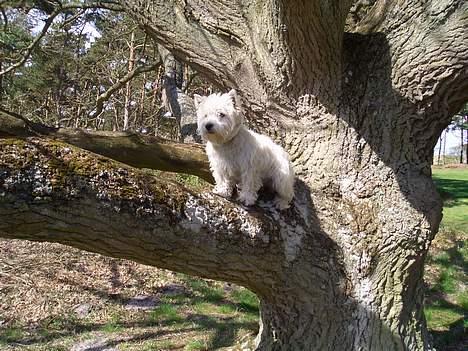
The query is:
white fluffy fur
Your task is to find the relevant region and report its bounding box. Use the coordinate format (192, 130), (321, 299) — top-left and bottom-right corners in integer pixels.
(194, 89), (295, 209)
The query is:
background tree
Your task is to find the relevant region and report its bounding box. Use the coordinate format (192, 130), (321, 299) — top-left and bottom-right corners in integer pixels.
(451, 104), (468, 164)
(1, 3), (173, 134)
(1, 1), (468, 350)
(0, 1), (208, 140)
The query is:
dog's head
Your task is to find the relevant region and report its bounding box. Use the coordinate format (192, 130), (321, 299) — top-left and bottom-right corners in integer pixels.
(194, 89), (243, 144)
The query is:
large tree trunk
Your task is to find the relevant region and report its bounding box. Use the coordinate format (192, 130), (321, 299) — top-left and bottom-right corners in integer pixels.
(1, 1), (468, 350)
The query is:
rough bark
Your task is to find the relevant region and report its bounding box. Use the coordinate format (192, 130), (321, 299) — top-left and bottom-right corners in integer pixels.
(2, 0), (468, 350)
(0, 111), (212, 183)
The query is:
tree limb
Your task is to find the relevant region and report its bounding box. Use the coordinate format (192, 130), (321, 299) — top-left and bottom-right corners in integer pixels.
(0, 7), (61, 77)
(91, 62), (161, 119)
(123, 0), (355, 117)
(122, 0), (245, 88)
(353, 0), (468, 115)
(0, 137), (284, 293)
(0, 1), (125, 77)
(343, 0), (468, 160)
(0, 109), (213, 183)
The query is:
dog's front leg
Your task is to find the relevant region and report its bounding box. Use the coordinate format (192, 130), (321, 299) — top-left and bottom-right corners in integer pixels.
(238, 173), (261, 206)
(212, 169), (234, 198)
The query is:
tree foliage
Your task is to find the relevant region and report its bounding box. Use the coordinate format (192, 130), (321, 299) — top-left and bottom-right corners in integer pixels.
(0, 1), (209, 137)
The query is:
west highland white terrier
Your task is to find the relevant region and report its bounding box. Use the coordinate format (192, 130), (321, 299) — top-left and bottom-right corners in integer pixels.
(194, 89), (295, 210)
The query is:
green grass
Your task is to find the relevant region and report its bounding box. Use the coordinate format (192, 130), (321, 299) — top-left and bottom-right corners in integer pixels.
(432, 168), (468, 233)
(425, 305), (464, 328)
(426, 167), (468, 349)
(435, 267), (458, 294)
(0, 327), (24, 345)
(182, 276), (225, 303)
(231, 288), (259, 313)
(185, 339), (208, 350)
(148, 304), (183, 325)
(136, 340), (178, 351)
(102, 313), (124, 333)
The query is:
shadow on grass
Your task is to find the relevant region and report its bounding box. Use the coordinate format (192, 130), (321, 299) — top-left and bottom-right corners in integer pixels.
(429, 318), (466, 351)
(188, 314), (258, 349)
(0, 317), (196, 346)
(0, 314), (258, 349)
(428, 240), (466, 274)
(425, 296), (467, 319)
(425, 228), (467, 351)
(432, 178), (468, 208)
(171, 275), (259, 314)
(424, 296), (467, 351)
(0, 279), (260, 349)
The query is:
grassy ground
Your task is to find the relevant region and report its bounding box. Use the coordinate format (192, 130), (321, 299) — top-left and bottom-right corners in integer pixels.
(0, 169), (466, 350)
(0, 241), (259, 350)
(425, 166), (467, 350)
(432, 167), (468, 234)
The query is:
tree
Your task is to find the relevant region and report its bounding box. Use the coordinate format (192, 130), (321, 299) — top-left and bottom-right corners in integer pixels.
(1, 1), (468, 350)
(451, 104), (468, 163)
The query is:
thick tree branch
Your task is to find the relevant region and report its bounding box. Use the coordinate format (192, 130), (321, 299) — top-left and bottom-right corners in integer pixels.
(342, 0), (468, 165)
(0, 110), (213, 183)
(124, 0), (355, 118)
(0, 137), (284, 293)
(352, 0), (468, 118)
(248, 0), (354, 103)
(122, 0), (245, 88)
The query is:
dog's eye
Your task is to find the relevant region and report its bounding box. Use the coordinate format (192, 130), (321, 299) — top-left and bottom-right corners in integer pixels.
(217, 112), (225, 118)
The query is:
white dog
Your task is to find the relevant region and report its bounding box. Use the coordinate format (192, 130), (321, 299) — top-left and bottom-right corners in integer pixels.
(194, 89), (295, 210)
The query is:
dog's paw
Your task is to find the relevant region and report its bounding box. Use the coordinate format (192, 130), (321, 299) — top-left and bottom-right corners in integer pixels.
(273, 196), (291, 210)
(238, 191), (257, 206)
(213, 185), (233, 198)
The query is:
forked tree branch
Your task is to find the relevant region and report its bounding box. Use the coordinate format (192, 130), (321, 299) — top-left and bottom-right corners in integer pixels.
(123, 0), (355, 116)
(354, 0), (468, 116)
(0, 110), (213, 183)
(122, 0), (245, 88)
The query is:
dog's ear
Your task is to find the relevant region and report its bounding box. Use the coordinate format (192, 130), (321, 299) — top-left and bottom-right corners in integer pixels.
(193, 94), (206, 108)
(227, 89), (240, 108)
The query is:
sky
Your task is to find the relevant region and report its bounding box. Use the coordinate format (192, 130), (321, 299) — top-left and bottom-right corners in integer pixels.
(31, 9), (101, 47)
(434, 127), (466, 155)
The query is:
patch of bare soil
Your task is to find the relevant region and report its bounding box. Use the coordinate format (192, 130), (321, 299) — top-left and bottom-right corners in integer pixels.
(0, 240), (175, 326)
(0, 240), (258, 350)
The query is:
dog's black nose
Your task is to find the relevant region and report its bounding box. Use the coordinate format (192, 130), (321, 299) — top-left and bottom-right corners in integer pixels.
(205, 123), (214, 131)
